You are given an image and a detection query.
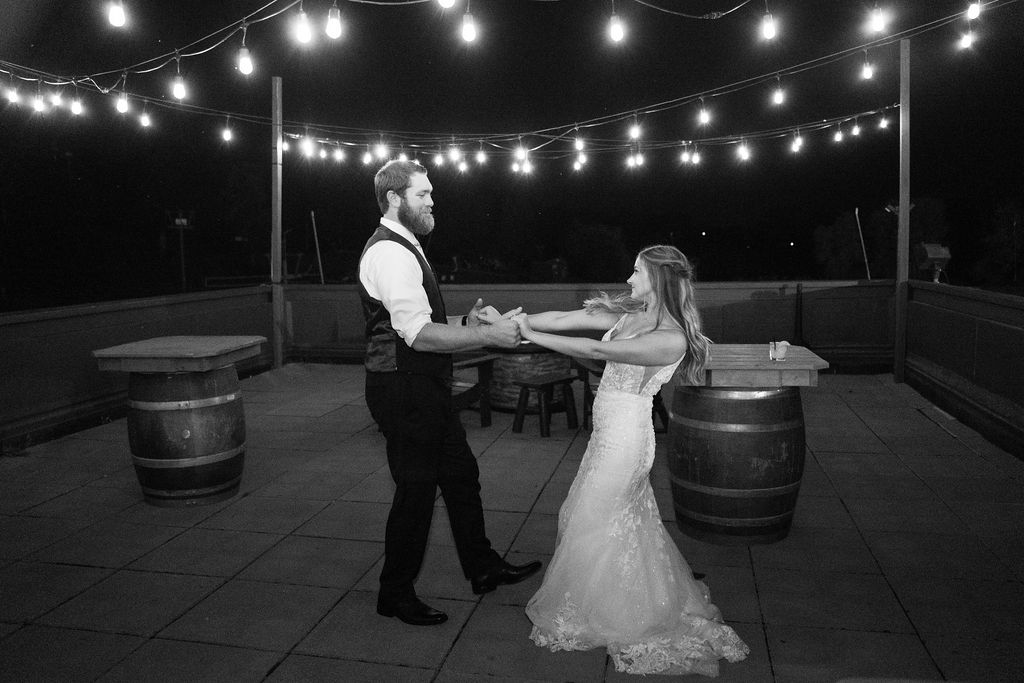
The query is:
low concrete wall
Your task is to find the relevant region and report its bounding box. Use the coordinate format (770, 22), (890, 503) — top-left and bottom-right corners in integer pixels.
(904, 282), (1024, 457)
(0, 288), (273, 449)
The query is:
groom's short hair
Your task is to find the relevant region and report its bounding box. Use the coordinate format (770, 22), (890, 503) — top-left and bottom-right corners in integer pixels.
(375, 160), (428, 214)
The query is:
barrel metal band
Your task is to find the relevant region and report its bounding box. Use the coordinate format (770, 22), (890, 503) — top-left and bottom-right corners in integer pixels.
(129, 392), (239, 411)
(670, 415), (804, 433)
(678, 388), (793, 400)
(675, 506), (794, 527)
(142, 475), (241, 498)
(132, 444), (244, 469)
(671, 475), (801, 498)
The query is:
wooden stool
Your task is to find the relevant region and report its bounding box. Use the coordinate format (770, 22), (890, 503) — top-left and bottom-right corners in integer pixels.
(512, 371), (579, 437)
(451, 353), (499, 427)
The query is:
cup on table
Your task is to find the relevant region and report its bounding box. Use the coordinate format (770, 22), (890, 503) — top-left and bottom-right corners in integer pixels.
(769, 340), (790, 361)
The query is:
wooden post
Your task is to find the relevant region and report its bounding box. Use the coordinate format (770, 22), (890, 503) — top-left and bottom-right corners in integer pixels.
(894, 39), (910, 382)
(271, 76), (284, 369)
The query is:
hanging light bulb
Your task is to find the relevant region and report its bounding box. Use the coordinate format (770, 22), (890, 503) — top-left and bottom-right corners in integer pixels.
(116, 91), (129, 113)
(608, 5), (625, 43)
(438, 0), (456, 8)
(476, 149), (487, 164)
(295, 4), (313, 44)
(462, 11), (477, 42)
(573, 160), (582, 171)
(761, 11), (776, 40)
(868, 6), (887, 33)
(301, 136), (315, 157)
(698, 103), (711, 125)
(363, 150), (374, 164)
(238, 26), (254, 75)
(691, 149), (702, 165)
(629, 121), (640, 139)
(515, 145), (528, 161)
(398, 150), (409, 162)
(222, 123), (233, 142)
(790, 133), (803, 153)
(772, 76), (785, 105)
(5, 86), (18, 104)
(326, 2), (343, 39)
(627, 154), (637, 168)
(50, 92), (63, 107)
(878, 116), (890, 129)
(319, 148), (328, 159)
(434, 153), (445, 167)
(31, 93), (45, 112)
(172, 57), (186, 100)
(522, 160), (534, 174)
(108, 1), (126, 28)
(635, 152), (645, 166)
(737, 142), (751, 161)
(967, 2), (981, 20)
(70, 98), (83, 115)
(861, 52), (874, 80)
(448, 145), (461, 163)
(333, 148), (345, 162)
(139, 111), (151, 127)
(852, 121), (861, 136)
(574, 137), (585, 151)
(959, 31), (975, 49)
(681, 148), (691, 164)
(375, 143), (389, 159)
(577, 152), (588, 165)
(834, 126), (844, 142)
(458, 160), (469, 173)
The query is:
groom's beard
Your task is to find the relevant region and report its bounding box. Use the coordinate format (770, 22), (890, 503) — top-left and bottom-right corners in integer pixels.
(398, 198), (435, 236)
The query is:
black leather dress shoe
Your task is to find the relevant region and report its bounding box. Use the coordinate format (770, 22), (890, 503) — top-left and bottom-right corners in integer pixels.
(471, 559), (543, 595)
(692, 572), (706, 581)
(377, 597), (448, 626)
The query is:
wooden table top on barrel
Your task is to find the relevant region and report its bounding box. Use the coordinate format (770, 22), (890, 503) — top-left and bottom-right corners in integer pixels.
(702, 344), (829, 388)
(93, 335), (266, 373)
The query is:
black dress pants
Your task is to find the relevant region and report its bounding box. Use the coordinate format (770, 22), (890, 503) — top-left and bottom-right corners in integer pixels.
(365, 372), (501, 601)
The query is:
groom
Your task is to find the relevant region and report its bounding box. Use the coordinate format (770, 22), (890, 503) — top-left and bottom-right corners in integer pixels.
(358, 159), (542, 626)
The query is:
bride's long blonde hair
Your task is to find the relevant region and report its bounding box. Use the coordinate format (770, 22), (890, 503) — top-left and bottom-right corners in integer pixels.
(584, 245), (711, 385)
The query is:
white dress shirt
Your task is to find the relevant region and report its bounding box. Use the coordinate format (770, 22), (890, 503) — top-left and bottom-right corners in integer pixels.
(359, 218), (436, 347)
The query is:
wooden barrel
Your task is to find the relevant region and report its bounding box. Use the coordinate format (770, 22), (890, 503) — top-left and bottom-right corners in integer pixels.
(488, 348), (571, 411)
(127, 366), (245, 506)
(668, 386), (805, 544)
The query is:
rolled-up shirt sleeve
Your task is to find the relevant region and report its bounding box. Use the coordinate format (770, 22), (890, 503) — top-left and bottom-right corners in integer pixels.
(359, 241), (434, 347)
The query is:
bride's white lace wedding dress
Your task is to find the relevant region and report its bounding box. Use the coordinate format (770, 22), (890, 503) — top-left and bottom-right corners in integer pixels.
(526, 318), (749, 676)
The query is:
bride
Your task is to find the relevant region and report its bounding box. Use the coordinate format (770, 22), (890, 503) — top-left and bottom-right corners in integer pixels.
(510, 245), (749, 677)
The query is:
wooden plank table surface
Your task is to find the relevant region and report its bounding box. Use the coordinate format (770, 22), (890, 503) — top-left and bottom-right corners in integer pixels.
(93, 335), (266, 373)
(703, 344), (829, 388)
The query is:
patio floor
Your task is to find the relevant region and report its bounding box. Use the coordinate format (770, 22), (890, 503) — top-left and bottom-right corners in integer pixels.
(2, 363), (1023, 682)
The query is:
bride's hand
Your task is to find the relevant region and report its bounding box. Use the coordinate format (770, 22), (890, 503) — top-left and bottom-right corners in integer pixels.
(512, 313), (533, 338)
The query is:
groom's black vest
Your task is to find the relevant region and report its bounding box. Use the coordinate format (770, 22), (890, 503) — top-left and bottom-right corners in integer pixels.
(358, 225), (452, 378)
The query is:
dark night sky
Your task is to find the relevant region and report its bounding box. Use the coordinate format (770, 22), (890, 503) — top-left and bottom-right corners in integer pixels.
(2, 0), (1023, 311)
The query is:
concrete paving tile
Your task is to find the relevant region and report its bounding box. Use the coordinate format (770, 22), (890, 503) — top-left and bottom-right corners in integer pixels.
(665, 523), (753, 571)
(129, 527), (284, 577)
(791, 494), (856, 529)
(0, 485), (68, 514)
(296, 500), (390, 541)
(23, 484), (141, 522)
(84, 465), (141, 490)
(980, 534), (1024, 582)
(267, 654), (433, 682)
(37, 569), (223, 636)
(247, 414), (319, 432)
(828, 474), (940, 501)
(96, 638), (282, 682)
(806, 429), (889, 454)
(863, 530), (1011, 580)
(756, 568), (912, 633)
(266, 401), (341, 418)
(29, 519), (183, 568)
(0, 562), (112, 622)
(239, 536), (382, 589)
(750, 527), (880, 574)
(306, 405), (376, 433)
(300, 446), (387, 474)
(252, 469), (366, 500)
(509, 512), (557, 556)
(0, 514), (92, 560)
(920, 633), (1024, 683)
(895, 452), (1007, 480)
(435, 672), (552, 683)
(442, 602), (606, 681)
(603, 619), (769, 682)
(199, 495), (329, 534)
(67, 420), (128, 442)
(920, 475), (1024, 505)
(702, 564), (762, 624)
(765, 625), (940, 683)
(887, 575), (1024, 641)
(532, 476), (572, 515)
(815, 451), (915, 478)
(797, 455), (838, 497)
(339, 469), (397, 503)
(112, 497), (234, 528)
(883, 434), (973, 457)
(945, 500), (1024, 537)
(0, 623), (18, 639)
(161, 579), (341, 651)
(844, 497), (971, 535)
(295, 590), (472, 668)
(0, 625), (144, 683)
(479, 473), (549, 513)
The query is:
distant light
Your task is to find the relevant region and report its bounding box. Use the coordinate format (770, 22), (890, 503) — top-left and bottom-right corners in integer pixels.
(375, 143), (389, 160)
(295, 9), (313, 44)
(238, 46), (254, 75)
(772, 86), (785, 105)
(959, 32), (975, 49)
(326, 4), (343, 39)
(458, 160), (468, 172)
(573, 160), (582, 171)
(737, 143), (750, 161)
(398, 152), (409, 162)
(789, 241), (795, 247)
(448, 146), (461, 163)
(608, 13), (625, 42)
(222, 127), (233, 142)
(691, 150), (701, 164)
(512, 162), (520, 173)
(282, 141), (290, 151)
(301, 137), (315, 157)
(108, 1), (126, 28)
(5, 88), (18, 104)
(522, 160), (533, 174)
(515, 146), (528, 161)
(574, 137), (585, 151)
(333, 148), (345, 162)
(140, 112), (151, 127)
(681, 149), (691, 163)
(31, 95), (45, 112)
(698, 107), (711, 125)
(50, 92), (63, 107)
(701, 231), (707, 236)
(476, 150), (487, 164)
(319, 148), (327, 159)
(462, 12), (477, 42)
(868, 7), (887, 33)
(834, 129), (844, 142)
(879, 116), (890, 129)
(852, 123), (861, 136)
(861, 62), (874, 80)
(70, 98), (83, 115)
(627, 155), (636, 168)
(433, 154), (444, 167)
(635, 153), (644, 166)
(116, 92), (129, 113)
(761, 12), (776, 40)
(438, 0), (456, 8)
(363, 151), (374, 164)
(172, 75), (186, 100)
(629, 123), (640, 139)
(577, 152), (587, 165)
(791, 134), (803, 152)
(967, 2), (981, 20)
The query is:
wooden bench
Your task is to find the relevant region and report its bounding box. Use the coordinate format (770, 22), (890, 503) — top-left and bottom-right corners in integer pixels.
(451, 353), (500, 427)
(512, 371), (579, 437)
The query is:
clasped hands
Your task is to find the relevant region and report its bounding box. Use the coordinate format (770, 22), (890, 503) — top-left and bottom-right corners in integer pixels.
(468, 298), (530, 348)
